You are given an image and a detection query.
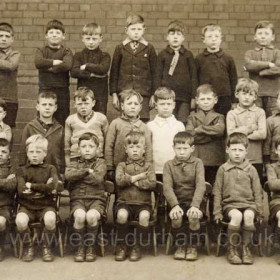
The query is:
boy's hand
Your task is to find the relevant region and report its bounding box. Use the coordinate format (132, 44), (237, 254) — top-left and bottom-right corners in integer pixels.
(269, 62), (276, 68)
(248, 124), (258, 134)
(88, 168), (94, 174)
(187, 206), (200, 218)
(112, 93), (120, 111)
(149, 95), (155, 109)
(191, 98), (196, 110)
(169, 205), (184, 220)
(7, 174), (15, 180)
(47, 177), (53, 184)
(214, 213), (223, 224)
(80, 64), (86, 71)
(53, 60), (63, 66)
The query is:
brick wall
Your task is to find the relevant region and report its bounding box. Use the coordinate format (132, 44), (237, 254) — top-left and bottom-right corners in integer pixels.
(1, 0), (279, 152)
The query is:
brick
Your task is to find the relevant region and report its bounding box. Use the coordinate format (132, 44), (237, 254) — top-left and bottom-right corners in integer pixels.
(65, 11), (85, 19)
(23, 26), (44, 33)
(168, 12), (188, 19)
(132, 4), (142, 12)
(218, 20), (238, 27)
(69, 4), (80, 12)
(49, 4), (59, 11)
(38, 3), (48, 11)
(214, 5), (225, 12)
(106, 11), (127, 19)
(209, 12), (229, 20)
(203, 5), (214, 12)
(7, 3), (17, 10)
(59, 4), (70, 11)
(44, 11), (65, 19)
(27, 3), (38, 10)
(23, 11), (43, 18)
(85, 11), (106, 19)
(229, 13), (248, 20)
(80, 4), (90, 11)
(189, 13), (208, 19)
(2, 11), (22, 18)
(23, 41), (44, 48)
(12, 18), (33, 25)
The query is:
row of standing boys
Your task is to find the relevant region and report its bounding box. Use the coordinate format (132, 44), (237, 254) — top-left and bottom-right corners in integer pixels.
(0, 15), (279, 265)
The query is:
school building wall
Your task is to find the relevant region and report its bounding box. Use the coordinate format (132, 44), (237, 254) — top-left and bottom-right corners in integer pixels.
(1, 0), (279, 152)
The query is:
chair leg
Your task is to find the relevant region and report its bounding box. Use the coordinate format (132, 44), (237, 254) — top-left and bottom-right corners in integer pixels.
(58, 227), (64, 257)
(216, 229), (222, 257)
(165, 228), (172, 255)
(205, 226), (211, 255)
(9, 229), (18, 258)
(114, 228), (118, 254)
(153, 226), (157, 257)
(63, 225), (68, 253)
(99, 225), (105, 257)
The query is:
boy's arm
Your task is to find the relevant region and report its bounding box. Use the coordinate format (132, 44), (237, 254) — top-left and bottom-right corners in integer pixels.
(0, 51), (20, 71)
(136, 163), (156, 191)
(64, 117), (72, 167)
(65, 161), (89, 181)
(212, 167), (224, 221)
(16, 168), (27, 196)
(247, 110), (267, 140)
(163, 162), (179, 208)
(34, 48), (53, 69)
(267, 164), (280, 192)
(87, 159), (107, 185)
(244, 50), (270, 73)
(191, 160), (206, 209)
(115, 162), (132, 188)
(0, 125), (12, 143)
(226, 110), (250, 136)
(19, 125), (30, 166)
(104, 121), (117, 171)
(228, 56), (238, 103)
(110, 45), (122, 95)
(71, 52), (91, 79)
(263, 119), (272, 163)
(144, 127), (153, 163)
(0, 170), (17, 193)
(251, 167), (263, 216)
(50, 48), (73, 73)
(149, 45), (158, 94)
(188, 52), (198, 99)
(259, 49), (280, 76)
(153, 51), (164, 94)
(84, 52), (111, 76)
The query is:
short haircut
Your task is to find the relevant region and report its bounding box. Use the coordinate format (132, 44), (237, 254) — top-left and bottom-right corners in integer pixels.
(254, 20), (275, 34)
(202, 23), (222, 36)
(173, 131), (194, 146)
(235, 78), (259, 97)
(274, 137), (280, 150)
(38, 91), (57, 104)
(78, 132), (99, 147)
(119, 89), (143, 104)
(74, 87), (95, 101)
(124, 130), (145, 146)
(154, 87), (175, 102)
(126, 14), (145, 28)
(167, 20), (185, 34)
(46, 19), (65, 34)
(227, 132), (248, 149)
(0, 138), (10, 149)
(0, 98), (7, 111)
(26, 134), (48, 152)
(196, 84), (217, 98)
(82, 23), (102, 36)
(0, 22), (14, 36)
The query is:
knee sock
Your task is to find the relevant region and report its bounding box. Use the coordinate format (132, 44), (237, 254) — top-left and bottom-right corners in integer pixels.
(172, 225), (186, 247)
(242, 225), (256, 247)
(85, 225), (99, 247)
(136, 225), (149, 246)
(72, 227), (85, 248)
(227, 225), (241, 247)
(43, 227), (56, 248)
(116, 223), (128, 246)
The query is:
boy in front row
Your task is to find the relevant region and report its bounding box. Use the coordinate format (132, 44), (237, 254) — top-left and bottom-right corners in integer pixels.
(65, 132), (107, 262)
(163, 131), (206, 261)
(213, 132), (263, 265)
(15, 135), (63, 262)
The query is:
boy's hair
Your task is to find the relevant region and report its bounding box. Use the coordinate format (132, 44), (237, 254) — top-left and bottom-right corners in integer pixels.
(0, 138), (10, 150)
(235, 78), (259, 97)
(167, 20), (185, 34)
(0, 22), (14, 36)
(26, 134), (48, 152)
(154, 87), (175, 102)
(38, 91), (57, 104)
(274, 137), (280, 150)
(74, 87), (95, 101)
(254, 20), (275, 34)
(0, 98), (7, 112)
(202, 23), (222, 36)
(126, 14), (145, 28)
(82, 23), (102, 36)
(78, 132), (99, 147)
(227, 132), (249, 149)
(173, 131), (194, 146)
(119, 89), (143, 104)
(124, 130), (145, 147)
(196, 84), (217, 98)
(46, 19), (65, 34)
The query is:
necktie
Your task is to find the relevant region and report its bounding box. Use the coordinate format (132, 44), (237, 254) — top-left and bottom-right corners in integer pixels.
(130, 41), (139, 53)
(168, 50), (179, 76)
(261, 47), (268, 61)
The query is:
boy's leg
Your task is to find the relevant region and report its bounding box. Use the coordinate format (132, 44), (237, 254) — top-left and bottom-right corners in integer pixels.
(115, 208), (129, 261)
(94, 100), (108, 115)
(171, 216), (186, 260)
(214, 96), (232, 116)
(42, 210), (56, 262)
(4, 101), (18, 128)
(175, 101), (190, 126)
(227, 209), (242, 265)
(0, 216), (7, 261)
(53, 87), (70, 127)
(139, 96), (150, 123)
(242, 209), (255, 265)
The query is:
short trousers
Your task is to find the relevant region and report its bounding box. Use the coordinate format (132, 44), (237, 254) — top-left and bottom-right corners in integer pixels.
(115, 203), (152, 221)
(4, 102), (18, 128)
(269, 202), (280, 223)
(0, 206), (12, 223)
(70, 199), (106, 218)
(18, 206), (56, 223)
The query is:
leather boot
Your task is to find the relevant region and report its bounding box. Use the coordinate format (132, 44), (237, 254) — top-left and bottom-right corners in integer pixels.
(227, 245), (242, 264)
(242, 227), (255, 265)
(85, 225), (98, 262)
(20, 228), (34, 262)
(0, 230), (6, 261)
(242, 245), (253, 265)
(73, 228), (85, 262)
(227, 226), (241, 265)
(129, 245), (141, 262)
(42, 229), (55, 262)
(115, 243), (127, 261)
(115, 223), (128, 261)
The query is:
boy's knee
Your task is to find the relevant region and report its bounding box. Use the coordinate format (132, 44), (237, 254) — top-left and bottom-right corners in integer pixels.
(44, 211), (56, 230)
(0, 216), (7, 231)
(139, 210), (150, 227)
(171, 217), (183, 229)
(74, 209), (86, 226)
(15, 213), (29, 231)
(228, 209), (243, 226)
(86, 209), (101, 227)
(116, 209), (129, 224)
(244, 210), (255, 225)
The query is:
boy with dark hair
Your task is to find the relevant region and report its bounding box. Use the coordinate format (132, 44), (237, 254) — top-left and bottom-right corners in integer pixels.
(0, 22), (20, 128)
(163, 131), (206, 261)
(154, 20), (197, 123)
(0, 138), (16, 261)
(35, 19), (73, 126)
(213, 132), (263, 265)
(115, 130), (156, 261)
(71, 23), (111, 115)
(110, 14), (157, 122)
(65, 132), (107, 262)
(0, 98), (11, 142)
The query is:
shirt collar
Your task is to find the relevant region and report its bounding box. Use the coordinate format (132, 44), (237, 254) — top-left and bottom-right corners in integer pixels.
(78, 157), (97, 165)
(0, 121), (4, 129)
(84, 47), (100, 53)
(255, 45), (274, 51)
(153, 114), (176, 127)
(126, 158), (145, 166)
(0, 47), (12, 55)
(77, 110), (94, 123)
(223, 159), (250, 171)
(203, 48), (224, 57)
(235, 104), (258, 114)
(120, 114), (141, 126)
(173, 156), (195, 166)
(272, 109), (280, 116)
(26, 162), (48, 168)
(123, 37), (148, 46)
(166, 45), (186, 54)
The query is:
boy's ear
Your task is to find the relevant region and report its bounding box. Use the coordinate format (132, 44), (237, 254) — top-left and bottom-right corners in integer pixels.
(191, 145), (195, 152)
(54, 104), (58, 112)
(225, 147), (229, 154)
(214, 96), (218, 104)
(92, 100), (96, 108)
(36, 103), (40, 111)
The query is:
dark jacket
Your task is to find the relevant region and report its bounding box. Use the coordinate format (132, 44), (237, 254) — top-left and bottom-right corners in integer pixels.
(155, 45), (197, 102)
(71, 47), (111, 101)
(65, 157), (107, 203)
(110, 38), (157, 97)
(267, 162), (280, 210)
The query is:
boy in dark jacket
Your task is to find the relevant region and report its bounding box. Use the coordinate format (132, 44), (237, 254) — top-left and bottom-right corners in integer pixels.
(65, 132), (107, 262)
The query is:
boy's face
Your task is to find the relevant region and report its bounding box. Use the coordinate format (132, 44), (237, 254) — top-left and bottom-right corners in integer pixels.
(125, 23), (145, 41)
(27, 144), (46, 165)
(121, 95), (142, 119)
(0, 146), (10, 165)
(45, 28), (65, 47)
(226, 143), (247, 164)
(203, 29), (222, 52)
(173, 142), (194, 161)
(235, 90), (257, 109)
(195, 92), (217, 112)
(0, 31), (14, 50)
(125, 139), (145, 161)
(167, 31), (185, 49)
(36, 97), (57, 119)
(75, 96), (95, 117)
(155, 98), (175, 118)
(79, 139), (98, 160)
(254, 27), (275, 47)
(82, 34), (102, 50)
(0, 107), (7, 123)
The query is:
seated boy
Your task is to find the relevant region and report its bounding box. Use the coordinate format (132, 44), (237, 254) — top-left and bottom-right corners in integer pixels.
(0, 99), (12, 142)
(0, 138), (16, 261)
(105, 89), (152, 181)
(115, 130), (156, 261)
(65, 132), (107, 262)
(213, 132), (263, 265)
(20, 91), (64, 176)
(163, 131), (206, 261)
(65, 87), (108, 166)
(15, 135), (63, 262)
